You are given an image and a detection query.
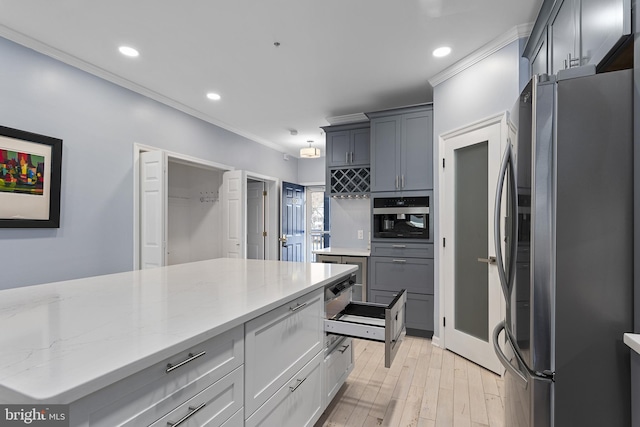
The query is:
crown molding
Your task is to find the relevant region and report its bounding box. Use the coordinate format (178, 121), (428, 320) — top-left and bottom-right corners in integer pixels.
(0, 25), (289, 155)
(428, 23), (534, 87)
(325, 112), (368, 125)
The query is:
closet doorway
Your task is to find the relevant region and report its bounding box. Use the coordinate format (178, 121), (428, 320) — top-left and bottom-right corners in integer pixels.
(133, 144), (279, 269)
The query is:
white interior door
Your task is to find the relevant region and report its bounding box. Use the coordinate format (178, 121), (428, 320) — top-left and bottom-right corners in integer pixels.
(247, 181), (266, 260)
(442, 115), (507, 375)
(140, 150), (167, 269)
(222, 170), (247, 258)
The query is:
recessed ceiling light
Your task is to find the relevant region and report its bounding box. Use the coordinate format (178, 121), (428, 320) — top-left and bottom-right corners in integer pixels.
(206, 92), (221, 101)
(118, 46), (139, 57)
(433, 46), (451, 58)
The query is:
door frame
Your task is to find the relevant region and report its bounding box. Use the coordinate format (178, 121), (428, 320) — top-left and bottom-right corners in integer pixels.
(133, 143), (279, 268)
(437, 113), (513, 359)
(244, 171), (280, 261)
(305, 185), (327, 262)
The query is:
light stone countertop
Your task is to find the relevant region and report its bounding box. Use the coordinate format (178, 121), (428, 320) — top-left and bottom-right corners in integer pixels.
(0, 258), (356, 404)
(624, 333), (640, 355)
(312, 247), (371, 257)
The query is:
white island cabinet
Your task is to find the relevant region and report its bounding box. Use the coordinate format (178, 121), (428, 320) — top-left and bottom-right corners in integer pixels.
(0, 258), (357, 427)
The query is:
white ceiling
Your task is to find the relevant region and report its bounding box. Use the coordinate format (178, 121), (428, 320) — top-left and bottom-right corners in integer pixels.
(0, 0), (542, 157)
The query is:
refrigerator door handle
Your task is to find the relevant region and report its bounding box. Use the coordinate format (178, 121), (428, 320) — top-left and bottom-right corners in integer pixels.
(494, 143), (517, 303)
(493, 320), (528, 388)
(494, 145), (509, 301)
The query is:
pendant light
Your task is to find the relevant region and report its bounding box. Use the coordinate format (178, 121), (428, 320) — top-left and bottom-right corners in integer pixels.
(300, 140), (320, 158)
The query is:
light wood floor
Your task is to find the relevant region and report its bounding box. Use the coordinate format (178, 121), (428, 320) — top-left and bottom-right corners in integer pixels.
(314, 336), (505, 427)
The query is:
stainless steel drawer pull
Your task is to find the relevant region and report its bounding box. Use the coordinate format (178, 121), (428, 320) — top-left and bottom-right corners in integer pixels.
(289, 377), (306, 392)
(165, 351), (206, 373)
(289, 302), (308, 312)
(392, 259), (407, 263)
(391, 245), (406, 248)
(167, 403), (206, 426)
(338, 344), (350, 353)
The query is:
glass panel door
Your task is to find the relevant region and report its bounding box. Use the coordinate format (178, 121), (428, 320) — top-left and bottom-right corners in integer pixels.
(454, 141), (489, 341)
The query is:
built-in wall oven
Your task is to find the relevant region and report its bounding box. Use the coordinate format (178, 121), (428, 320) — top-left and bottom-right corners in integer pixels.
(373, 197), (429, 239)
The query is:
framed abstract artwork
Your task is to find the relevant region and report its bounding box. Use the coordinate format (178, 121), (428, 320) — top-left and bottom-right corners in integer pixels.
(0, 125), (63, 228)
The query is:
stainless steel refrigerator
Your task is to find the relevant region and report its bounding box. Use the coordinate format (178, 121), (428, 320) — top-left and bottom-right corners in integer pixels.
(492, 68), (634, 426)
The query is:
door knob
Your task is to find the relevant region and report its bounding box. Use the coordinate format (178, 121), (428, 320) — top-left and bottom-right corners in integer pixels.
(279, 234), (287, 247)
(477, 256), (497, 264)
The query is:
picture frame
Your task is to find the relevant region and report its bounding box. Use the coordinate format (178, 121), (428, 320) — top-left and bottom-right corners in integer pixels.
(0, 125), (62, 228)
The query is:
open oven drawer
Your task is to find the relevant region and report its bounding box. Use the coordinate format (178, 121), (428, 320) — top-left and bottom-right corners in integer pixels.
(324, 289), (406, 368)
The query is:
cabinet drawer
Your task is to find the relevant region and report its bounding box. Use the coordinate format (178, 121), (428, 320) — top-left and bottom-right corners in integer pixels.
(220, 409), (243, 427)
(245, 351), (324, 427)
(324, 290), (406, 368)
(370, 290), (434, 332)
(370, 243), (433, 258)
(245, 289), (324, 417)
(370, 256), (434, 294)
(324, 337), (354, 407)
(148, 366), (243, 427)
(85, 325), (244, 427)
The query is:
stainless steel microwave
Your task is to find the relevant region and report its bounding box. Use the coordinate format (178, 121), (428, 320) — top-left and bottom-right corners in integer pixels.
(372, 197), (429, 239)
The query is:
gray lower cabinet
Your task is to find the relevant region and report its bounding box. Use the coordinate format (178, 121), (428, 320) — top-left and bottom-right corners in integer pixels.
(370, 290), (434, 332)
(367, 104), (433, 193)
(368, 243), (434, 336)
(369, 256), (433, 295)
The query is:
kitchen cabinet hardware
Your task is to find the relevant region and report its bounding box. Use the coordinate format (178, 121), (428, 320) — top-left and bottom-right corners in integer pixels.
(166, 403), (206, 427)
(391, 244), (407, 248)
(165, 351), (206, 373)
(289, 377), (306, 392)
(338, 344), (350, 354)
(392, 259), (407, 263)
(289, 302), (308, 312)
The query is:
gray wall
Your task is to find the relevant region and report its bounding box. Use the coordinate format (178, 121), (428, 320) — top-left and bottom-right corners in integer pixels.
(297, 157), (325, 185)
(432, 38), (529, 339)
(329, 198), (370, 250)
(0, 36), (298, 290)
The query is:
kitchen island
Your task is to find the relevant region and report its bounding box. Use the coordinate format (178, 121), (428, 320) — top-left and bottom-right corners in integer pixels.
(0, 258), (357, 426)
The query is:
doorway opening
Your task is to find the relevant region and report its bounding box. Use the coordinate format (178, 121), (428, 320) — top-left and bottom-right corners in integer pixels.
(307, 186), (330, 262)
(133, 144), (279, 268)
(439, 113), (512, 374)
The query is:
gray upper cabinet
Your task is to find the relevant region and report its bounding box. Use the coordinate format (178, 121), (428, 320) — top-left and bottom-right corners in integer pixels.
(531, 32), (549, 78)
(526, 0), (632, 75)
(580, 0), (631, 67)
(550, 0), (580, 74)
(324, 123), (370, 168)
(368, 104), (433, 193)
